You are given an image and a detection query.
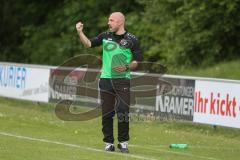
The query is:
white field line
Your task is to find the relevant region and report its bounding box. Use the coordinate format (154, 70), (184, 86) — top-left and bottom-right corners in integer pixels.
(0, 131), (157, 160)
(0, 131), (224, 160)
(130, 144), (220, 160)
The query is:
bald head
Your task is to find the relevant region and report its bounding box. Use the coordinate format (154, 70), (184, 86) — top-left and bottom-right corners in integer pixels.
(108, 12), (126, 34)
(110, 12), (125, 24)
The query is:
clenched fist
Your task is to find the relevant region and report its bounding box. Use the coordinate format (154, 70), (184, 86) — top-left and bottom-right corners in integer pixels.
(76, 22), (84, 33)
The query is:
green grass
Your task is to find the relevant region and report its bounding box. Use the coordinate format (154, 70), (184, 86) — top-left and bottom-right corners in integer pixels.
(178, 60), (240, 80)
(0, 97), (240, 160)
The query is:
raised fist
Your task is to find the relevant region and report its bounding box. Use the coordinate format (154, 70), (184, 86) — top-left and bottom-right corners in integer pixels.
(76, 22), (84, 33)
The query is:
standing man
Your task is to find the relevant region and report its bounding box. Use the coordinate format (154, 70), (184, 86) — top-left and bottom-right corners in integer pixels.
(76, 12), (142, 153)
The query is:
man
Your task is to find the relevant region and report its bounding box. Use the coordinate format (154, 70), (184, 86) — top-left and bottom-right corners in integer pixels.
(76, 12), (142, 153)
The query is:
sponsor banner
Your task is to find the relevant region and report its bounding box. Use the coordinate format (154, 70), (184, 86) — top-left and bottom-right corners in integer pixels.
(0, 63), (49, 102)
(49, 68), (99, 104)
(155, 78), (195, 121)
(194, 80), (240, 128)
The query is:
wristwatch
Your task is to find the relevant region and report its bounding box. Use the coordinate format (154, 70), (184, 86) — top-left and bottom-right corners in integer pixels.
(125, 64), (130, 71)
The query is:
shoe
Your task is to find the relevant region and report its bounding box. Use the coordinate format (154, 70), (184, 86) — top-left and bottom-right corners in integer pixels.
(117, 141), (129, 153)
(105, 143), (115, 152)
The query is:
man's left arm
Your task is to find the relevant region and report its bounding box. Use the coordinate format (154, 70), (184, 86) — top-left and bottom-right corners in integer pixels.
(128, 37), (142, 70)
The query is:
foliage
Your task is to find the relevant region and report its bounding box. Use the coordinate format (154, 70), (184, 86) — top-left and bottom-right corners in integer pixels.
(134, 0), (240, 69)
(1, 0), (240, 70)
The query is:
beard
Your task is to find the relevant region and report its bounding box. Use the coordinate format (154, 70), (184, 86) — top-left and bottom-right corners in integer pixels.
(109, 26), (117, 32)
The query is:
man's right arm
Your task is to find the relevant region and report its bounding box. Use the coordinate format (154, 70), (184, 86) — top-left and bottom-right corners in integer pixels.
(76, 22), (91, 48)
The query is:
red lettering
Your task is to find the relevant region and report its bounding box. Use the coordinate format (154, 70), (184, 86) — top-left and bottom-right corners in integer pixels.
(194, 92), (198, 112)
(220, 99), (225, 115)
(198, 92), (203, 113)
(195, 91), (209, 113)
(204, 98), (208, 113)
(217, 93), (220, 115)
(226, 94), (232, 116)
(220, 99), (225, 116)
(232, 98), (237, 118)
(210, 93), (215, 114)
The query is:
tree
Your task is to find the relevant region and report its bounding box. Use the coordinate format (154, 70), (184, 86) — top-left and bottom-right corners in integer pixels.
(0, 0), (63, 63)
(20, 0), (143, 65)
(131, 0), (240, 71)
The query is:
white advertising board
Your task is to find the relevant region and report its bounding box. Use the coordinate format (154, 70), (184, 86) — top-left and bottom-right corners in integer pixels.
(194, 80), (240, 128)
(0, 63), (49, 102)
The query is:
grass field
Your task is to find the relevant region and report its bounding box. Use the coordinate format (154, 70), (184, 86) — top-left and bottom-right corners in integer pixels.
(179, 60), (240, 80)
(0, 97), (240, 160)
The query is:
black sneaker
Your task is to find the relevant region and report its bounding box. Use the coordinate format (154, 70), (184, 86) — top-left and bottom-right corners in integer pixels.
(117, 142), (129, 153)
(105, 143), (115, 152)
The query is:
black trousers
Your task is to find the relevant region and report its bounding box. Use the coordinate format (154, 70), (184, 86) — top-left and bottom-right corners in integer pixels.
(99, 78), (130, 143)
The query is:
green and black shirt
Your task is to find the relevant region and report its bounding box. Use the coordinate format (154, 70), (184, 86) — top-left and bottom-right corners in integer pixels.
(90, 31), (142, 79)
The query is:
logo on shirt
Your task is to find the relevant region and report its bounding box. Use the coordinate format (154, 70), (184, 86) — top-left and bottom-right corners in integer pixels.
(119, 39), (132, 48)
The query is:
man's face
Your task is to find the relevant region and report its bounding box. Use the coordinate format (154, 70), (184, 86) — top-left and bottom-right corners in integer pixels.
(108, 15), (119, 32)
